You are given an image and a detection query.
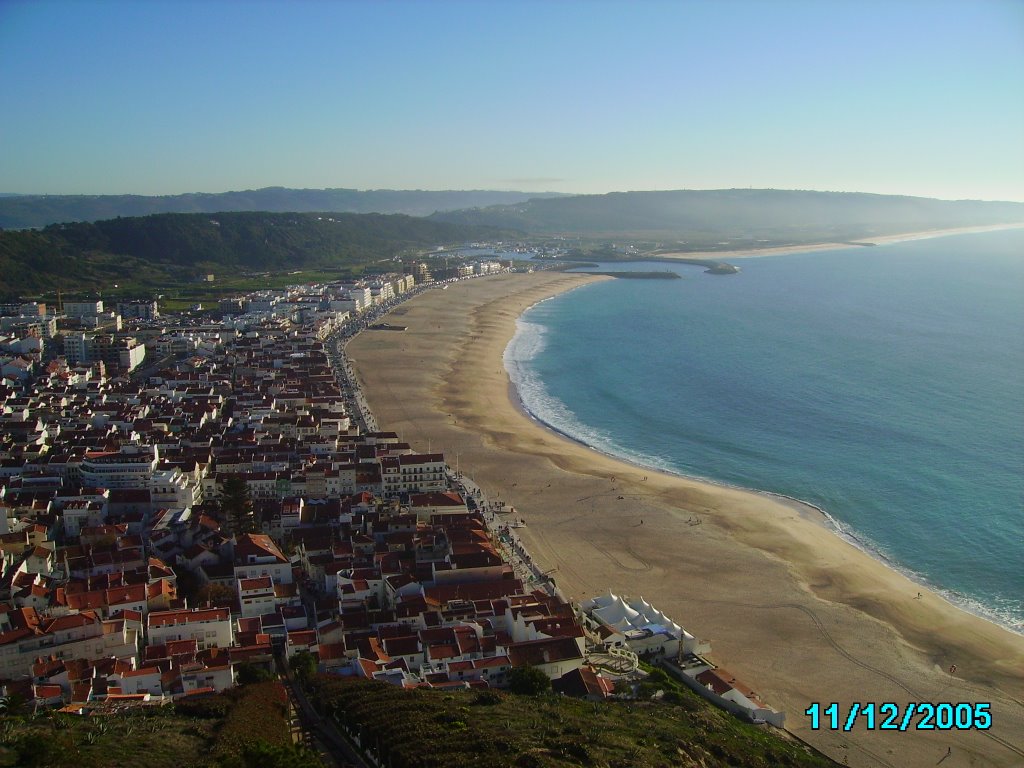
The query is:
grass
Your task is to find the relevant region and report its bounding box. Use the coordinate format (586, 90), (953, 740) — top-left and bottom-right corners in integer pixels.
(0, 707), (214, 768)
(0, 681), (316, 768)
(31, 266), (371, 310)
(0, 673), (837, 768)
(308, 674), (838, 768)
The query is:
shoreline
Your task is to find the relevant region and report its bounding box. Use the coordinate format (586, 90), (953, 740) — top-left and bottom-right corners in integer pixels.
(504, 299), (1022, 637)
(652, 222), (1024, 261)
(505, 304), (837, 535)
(348, 270), (1024, 767)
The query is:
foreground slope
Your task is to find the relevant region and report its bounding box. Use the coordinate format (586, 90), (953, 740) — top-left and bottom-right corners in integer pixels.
(310, 676), (838, 768)
(0, 681), (310, 768)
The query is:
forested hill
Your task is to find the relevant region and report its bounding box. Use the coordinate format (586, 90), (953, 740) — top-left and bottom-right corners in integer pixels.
(430, 188), (1024, 240)
(0, 187), (566, 229)
(0, 211), (512, 296)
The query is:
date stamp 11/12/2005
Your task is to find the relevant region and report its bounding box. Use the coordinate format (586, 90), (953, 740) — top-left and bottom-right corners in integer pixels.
(804, 702), (991, 732)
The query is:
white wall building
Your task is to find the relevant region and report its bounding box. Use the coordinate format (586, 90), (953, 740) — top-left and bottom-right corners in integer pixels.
(0, 613), (139, 680)
(80, 445), (159, 490)
(147, 607), (234, 650)
(64, 300), (104, 318)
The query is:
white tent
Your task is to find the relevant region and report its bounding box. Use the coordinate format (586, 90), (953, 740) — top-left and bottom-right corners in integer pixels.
(593, 597), (641, 626)
(585, 590), (686, 641)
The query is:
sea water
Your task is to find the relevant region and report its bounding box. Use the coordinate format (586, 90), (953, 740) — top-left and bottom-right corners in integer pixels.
(504, 229), (1024, 633)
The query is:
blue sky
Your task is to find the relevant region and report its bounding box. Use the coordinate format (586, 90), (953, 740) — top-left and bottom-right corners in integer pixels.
(1, 0), (1022, 200)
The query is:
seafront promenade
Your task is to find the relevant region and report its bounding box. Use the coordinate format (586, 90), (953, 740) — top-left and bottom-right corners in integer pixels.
(325, 277), (559, 599)
(346, 270), (1024, 768)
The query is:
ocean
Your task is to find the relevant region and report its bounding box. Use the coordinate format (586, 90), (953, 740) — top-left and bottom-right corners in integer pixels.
(504, 229), (1024, 634)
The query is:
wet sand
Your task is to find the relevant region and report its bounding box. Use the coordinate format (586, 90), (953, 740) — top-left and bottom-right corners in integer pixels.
(347, 271), (1024, 768)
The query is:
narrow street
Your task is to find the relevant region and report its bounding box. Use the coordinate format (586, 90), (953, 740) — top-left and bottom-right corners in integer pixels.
(280, 669), (370, 768)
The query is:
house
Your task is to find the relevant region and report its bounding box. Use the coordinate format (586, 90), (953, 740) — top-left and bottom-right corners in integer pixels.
(110, 665), (163, 696)
(553, 665), (615, 700)
(408, 491), (467, 521)
(238, 576), (275, 618)
(506, 636), (585, 680)
(233, 533), (291, 584)
(0, 609), (140, 680)
(147, 607), (233, 651)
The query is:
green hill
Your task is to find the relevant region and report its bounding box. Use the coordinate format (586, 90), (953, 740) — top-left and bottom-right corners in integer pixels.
(0, 187), (566, 230)
(430, 188), (1024, 241)
(0, 211), (513, 297)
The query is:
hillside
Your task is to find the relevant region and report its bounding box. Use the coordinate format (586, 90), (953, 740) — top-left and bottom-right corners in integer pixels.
(0, 211), (512, 297)
(0, 680), (314, 768)
(308, 675), (837, 768)
(0, 187), (566, 230)
(430, 188), (1024, 241)
(0, 673), (837, 768)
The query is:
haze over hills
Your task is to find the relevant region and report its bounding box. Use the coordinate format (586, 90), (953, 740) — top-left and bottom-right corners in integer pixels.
(0, 211), (509, 296)
(5, 188), (1023, 297)
(430, 189), (1024, 242)
(0, 187), (566, 230)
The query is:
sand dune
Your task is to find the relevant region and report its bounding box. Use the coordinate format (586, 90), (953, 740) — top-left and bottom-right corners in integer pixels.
(347, 271), (1024, 768)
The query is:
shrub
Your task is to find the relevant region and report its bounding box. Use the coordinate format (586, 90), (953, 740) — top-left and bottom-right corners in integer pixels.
(507, 665), (551, 696)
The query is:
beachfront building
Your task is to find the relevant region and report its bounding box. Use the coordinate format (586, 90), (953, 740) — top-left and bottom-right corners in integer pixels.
(580, 592), (784, 725)
(381, 452), (447, 497)
(580, 590), (707, 660)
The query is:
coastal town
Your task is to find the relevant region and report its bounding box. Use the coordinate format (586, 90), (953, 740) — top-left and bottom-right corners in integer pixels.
(0, 256), (783, 752)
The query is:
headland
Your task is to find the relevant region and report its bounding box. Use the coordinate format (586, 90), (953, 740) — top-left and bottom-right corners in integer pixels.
(346, 269), (1024, 767)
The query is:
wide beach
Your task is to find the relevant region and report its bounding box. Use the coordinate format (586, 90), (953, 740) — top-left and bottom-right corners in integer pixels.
(347, 271), (1024, 767)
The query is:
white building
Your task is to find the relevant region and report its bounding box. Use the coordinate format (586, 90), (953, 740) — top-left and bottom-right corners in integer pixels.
(580, 590), (708, 660)
(0, 612), (139, 680)
(147, 607), (234, 650)
(233, 533), (292, 585)
(238, 576), (276, 618)
(64, 300), (104, 318)
(119, 341), (146, 372)
(116, 300), (159, 321)
(151, 468), (199, 510)
(381, 453), (447, 496)
(80, 445), (159, 490)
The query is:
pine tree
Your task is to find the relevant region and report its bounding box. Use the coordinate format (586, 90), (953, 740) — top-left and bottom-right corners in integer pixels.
(219, 475), (257, 535)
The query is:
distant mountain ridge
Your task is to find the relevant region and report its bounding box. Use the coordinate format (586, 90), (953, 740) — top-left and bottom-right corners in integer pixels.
(0, 187), (567, 229)
(430, 188), (1024, 241)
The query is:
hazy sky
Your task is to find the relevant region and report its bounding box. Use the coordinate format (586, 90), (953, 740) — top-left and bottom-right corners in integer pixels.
(2, 0), (1022, 200)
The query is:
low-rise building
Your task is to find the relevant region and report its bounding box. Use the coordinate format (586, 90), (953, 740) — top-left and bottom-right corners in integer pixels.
(147, 607), (233, 650)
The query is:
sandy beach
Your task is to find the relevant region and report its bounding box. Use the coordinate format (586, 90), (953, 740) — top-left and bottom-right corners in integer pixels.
(347, 270), (1024, 767)
(653, 222), (1024, 261)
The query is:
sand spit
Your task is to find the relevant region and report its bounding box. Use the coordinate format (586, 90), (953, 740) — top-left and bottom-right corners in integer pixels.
(654, 222), (1024, 262)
